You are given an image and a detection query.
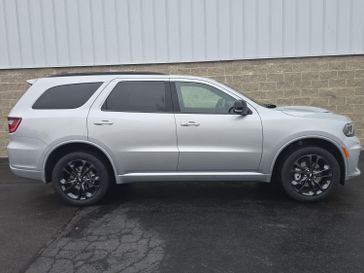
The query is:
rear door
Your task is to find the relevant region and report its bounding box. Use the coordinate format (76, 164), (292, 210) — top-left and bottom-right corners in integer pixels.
(87, 78), (178, 175)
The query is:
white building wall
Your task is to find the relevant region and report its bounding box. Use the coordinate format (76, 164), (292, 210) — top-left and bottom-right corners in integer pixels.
(0, 0), (363, 69)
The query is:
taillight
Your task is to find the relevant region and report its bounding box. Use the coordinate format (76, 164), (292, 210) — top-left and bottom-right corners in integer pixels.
(8, 117), (22, 133)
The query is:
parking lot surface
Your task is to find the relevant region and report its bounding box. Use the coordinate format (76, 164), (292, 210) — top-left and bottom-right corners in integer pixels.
(1, 155), (363, 273)
(0, 159), (77, 273)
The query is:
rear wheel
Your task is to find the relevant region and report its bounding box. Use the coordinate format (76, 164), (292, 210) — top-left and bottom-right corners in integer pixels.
(280, 146), (340, 202)
(52, 152), (111, 206)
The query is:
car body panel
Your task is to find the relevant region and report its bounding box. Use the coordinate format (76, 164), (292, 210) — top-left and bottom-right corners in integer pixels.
(174, 112), (262, 171)
(8, 76), (110, 173)
(87, 78), (179, 176)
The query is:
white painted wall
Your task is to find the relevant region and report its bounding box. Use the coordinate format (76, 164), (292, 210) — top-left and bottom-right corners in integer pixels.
(0, 0), (363, 69)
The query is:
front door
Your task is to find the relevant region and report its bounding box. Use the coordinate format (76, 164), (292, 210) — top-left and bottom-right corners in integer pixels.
(172, 81), (262, 172)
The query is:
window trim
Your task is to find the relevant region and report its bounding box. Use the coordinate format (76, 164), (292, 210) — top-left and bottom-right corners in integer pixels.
(101, 80), (173, 113)
(170, 81), (242, 115)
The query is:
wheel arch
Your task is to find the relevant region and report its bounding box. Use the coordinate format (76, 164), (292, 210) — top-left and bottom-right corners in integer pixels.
(43, 141), (118, 184)
(271, 137), (346, 185)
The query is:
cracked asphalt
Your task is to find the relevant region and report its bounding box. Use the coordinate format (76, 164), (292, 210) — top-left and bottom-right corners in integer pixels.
(1, 154), (364, 273)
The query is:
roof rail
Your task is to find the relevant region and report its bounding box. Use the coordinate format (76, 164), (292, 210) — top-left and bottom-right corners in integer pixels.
(47, 71), (165, 77)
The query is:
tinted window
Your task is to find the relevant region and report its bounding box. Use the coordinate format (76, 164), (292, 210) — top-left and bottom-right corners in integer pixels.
(175, 82), (235, 114)
(102, 81), (171, 112)
(33, 82), (102, 109)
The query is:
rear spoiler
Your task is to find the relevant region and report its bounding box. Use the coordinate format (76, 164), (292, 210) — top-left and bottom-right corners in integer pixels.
(27, 79), (37, 85)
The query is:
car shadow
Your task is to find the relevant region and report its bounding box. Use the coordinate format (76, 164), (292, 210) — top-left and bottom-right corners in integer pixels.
(100, 181), (308, 207)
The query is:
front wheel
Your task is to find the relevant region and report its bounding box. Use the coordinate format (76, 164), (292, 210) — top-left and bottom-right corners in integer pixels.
(52, 152), (111, 206)
(280, 146), (340, 202)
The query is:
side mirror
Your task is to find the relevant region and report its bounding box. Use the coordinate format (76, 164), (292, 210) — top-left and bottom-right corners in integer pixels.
(233, 100), (252, 116)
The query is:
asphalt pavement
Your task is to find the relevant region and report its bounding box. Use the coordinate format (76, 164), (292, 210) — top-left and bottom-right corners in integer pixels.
(0, 159), (77, 273)
(1, 155), (364, 273)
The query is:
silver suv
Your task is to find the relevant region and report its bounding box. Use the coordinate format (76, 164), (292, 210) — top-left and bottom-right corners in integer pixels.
(7, 72), (361, 205)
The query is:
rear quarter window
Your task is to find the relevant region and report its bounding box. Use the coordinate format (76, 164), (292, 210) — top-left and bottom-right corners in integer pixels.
(32, 82), (103, 109)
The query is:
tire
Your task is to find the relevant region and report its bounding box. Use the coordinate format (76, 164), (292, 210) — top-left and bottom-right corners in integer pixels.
(52, 151), (111, 206)
(280, 146), (340, 202)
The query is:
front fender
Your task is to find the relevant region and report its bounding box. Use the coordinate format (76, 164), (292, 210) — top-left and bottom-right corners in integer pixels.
(259, 132), (347, 178)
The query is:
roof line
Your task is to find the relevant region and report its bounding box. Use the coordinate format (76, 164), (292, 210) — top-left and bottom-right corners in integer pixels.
(47, 71), (165, 77)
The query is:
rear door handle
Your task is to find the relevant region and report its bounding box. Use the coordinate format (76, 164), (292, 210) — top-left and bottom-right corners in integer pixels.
(180, 121), (200, 127)
(94, 120), (114, 126)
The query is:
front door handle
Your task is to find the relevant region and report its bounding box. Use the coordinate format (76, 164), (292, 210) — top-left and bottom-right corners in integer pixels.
(94, 120), (114, 126)
(180, 121), (200, 127)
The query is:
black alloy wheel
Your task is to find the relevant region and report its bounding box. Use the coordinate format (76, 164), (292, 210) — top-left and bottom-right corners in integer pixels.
(280, 146), (340, 202)
(52, 152), (111, 206)
(59, 159), (100, 200)
(290, 154), (333, 196)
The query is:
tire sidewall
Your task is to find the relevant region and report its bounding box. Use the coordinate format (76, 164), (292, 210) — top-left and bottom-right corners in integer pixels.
(52, 152), (110, 206)
(281, 146), (340, 202)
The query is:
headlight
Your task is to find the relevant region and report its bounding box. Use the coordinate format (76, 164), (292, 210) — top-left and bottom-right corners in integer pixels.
(343, 123), (355, 137)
